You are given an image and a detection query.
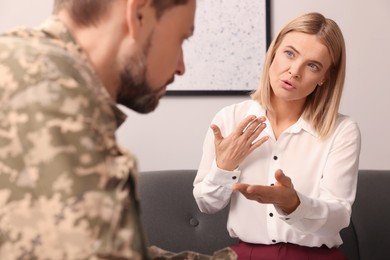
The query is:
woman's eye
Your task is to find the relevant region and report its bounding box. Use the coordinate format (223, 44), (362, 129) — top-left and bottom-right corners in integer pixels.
(308, 63), (319, 71)
(285, 50), (294, 57)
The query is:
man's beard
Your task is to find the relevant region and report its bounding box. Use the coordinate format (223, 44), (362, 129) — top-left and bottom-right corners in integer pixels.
(117, 35), (170, 114)
(117, 62), (160, 114)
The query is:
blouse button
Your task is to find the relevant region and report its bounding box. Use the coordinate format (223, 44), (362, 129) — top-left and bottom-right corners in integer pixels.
(232, 176), (237, 180)
(272, 240), (277, 243)
(269, 213), (274, 217)
(273, 156), (278, 160)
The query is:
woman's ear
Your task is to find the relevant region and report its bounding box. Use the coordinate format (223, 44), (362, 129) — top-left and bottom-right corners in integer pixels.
(126, 0), (149, 39)
(318, 71), (330, 87)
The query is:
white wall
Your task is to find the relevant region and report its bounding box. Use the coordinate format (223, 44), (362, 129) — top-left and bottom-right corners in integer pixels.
(0, 0), (53, 31)
(1, 0), (389, 171)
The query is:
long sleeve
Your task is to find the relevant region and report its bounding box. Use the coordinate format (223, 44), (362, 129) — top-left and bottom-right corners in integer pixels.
(279, 119), (361, 237)
(193, 106), (243, 214)
(0, 92), (148, 259)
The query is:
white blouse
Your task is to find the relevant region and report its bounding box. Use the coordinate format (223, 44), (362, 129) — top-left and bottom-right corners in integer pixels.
(193, 99), (361, 248)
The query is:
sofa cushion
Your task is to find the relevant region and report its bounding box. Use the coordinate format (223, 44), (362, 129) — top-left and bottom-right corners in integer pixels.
(138, 170), (238, 255)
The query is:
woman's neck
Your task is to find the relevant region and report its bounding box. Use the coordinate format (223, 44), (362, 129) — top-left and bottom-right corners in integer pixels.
(266, 98), (305, 139)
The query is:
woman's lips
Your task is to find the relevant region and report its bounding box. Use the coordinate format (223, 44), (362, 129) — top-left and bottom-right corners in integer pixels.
(281, 80), (295, 90)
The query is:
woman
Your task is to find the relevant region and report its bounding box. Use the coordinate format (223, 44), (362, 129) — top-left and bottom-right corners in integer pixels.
(193, 12), (361, 260)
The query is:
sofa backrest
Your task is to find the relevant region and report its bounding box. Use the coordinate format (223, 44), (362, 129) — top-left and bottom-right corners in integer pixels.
(138, 169), (390, 260)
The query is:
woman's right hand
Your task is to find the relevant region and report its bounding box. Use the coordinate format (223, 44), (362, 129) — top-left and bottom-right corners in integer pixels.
(211, 115), (269, 171)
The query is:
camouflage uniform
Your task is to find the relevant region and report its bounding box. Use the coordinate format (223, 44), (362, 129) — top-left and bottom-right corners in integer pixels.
(0, 17), (236, 260)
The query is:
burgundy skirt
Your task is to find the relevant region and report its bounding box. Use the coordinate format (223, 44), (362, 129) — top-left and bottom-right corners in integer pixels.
(230, 241), (347, 260)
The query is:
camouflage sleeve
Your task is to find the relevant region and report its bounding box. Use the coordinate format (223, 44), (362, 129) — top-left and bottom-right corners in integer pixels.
(0, 45), (148, 259)
(148, 246), (237, 260)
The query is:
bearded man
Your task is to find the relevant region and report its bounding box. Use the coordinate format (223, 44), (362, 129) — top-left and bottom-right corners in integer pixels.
(0, 1), (236, 259)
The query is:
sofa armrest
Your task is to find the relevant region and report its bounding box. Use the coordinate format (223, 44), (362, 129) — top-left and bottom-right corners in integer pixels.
(348, 170), (390, 260)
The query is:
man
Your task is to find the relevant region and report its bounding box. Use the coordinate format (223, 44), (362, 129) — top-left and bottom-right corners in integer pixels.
(0, 0), (236, 259)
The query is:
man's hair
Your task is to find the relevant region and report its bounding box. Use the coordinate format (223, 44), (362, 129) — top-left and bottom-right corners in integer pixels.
(53, 0), (190, 26)
(251, 12), (346, 139)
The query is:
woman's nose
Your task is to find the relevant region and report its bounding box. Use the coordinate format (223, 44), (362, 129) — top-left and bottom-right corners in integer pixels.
(289, 70), (300, 79)
(288, 63), (302, 79)
(175, 48), (185, 76)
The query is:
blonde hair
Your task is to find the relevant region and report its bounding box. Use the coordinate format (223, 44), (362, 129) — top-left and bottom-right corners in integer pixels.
(251, 12), (346, 139)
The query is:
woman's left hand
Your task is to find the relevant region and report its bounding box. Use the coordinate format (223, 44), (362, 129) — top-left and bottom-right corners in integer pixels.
(211, 115), (269, 171)
(233, 169), (300, 214)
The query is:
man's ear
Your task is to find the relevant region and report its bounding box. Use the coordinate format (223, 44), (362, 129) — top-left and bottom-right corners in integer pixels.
(126, 0), (149, 39)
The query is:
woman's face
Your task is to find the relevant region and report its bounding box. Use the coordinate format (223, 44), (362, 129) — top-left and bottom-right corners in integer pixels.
(269, 32), (332, 106)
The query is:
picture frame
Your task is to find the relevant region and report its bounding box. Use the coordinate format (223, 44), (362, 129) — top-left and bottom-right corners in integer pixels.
(166, 0), (271, 96)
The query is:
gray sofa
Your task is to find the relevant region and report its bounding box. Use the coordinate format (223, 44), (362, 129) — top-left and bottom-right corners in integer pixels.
(138, 169), (390, 260)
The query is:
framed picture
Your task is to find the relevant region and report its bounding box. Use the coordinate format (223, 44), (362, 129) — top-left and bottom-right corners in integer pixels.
(167, 0), (271, 96)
